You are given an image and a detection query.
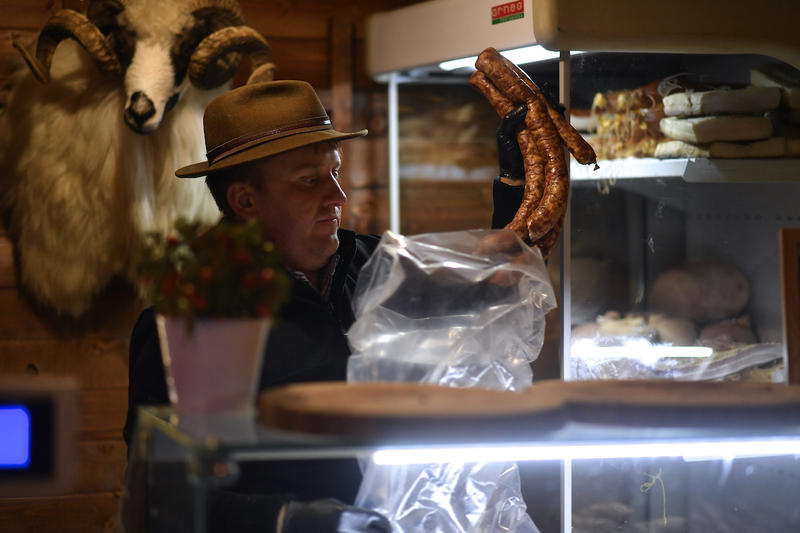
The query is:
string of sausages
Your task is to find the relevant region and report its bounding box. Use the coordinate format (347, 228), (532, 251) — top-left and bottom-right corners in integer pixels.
(469, 47), (598, 257)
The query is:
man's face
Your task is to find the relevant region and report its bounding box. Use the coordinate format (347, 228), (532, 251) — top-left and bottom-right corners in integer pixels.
(248, 143), (346, 276)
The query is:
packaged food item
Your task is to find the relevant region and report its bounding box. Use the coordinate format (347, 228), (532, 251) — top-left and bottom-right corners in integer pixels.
(654, 136), (786, 158)
(662, 86), (780, 116)
(659, 115), (773, 144)
(588, 80), (665, 159)
(750, 62), (800, 109)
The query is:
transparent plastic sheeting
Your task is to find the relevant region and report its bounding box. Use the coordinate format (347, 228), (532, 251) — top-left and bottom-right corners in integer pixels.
(570, 339), (784, 382)
(347, 229), (556, 391)
(346, 229), (556, 533)
(354, 461), (539, 533)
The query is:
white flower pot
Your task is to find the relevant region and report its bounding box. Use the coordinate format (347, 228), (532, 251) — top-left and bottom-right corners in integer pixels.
(156, 314), (271, 413)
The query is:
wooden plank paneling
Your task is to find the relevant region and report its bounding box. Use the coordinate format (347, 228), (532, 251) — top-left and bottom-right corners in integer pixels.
(329, 17), (354, 132)
(0, 284), (142, 341)
(74, 440), (127, 494)
(330, 16), (355, 225)
(240, 0), (424, 39)
(0, 234), (16, 287)
(350, 186), (389, 236)
(0, 30), (35, 106)
(0, 1), (55, 30)
(346, 137), (388, 189)
(0, 288), (56, 339)
(400, 180), (494, 235)
(0, 493), (120, 533)
(79, 387), (128, 440)
(268, 36), (329, 87)
(0, 339), (128, 389)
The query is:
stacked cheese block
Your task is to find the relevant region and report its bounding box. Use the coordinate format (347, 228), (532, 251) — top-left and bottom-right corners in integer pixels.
(656, 63), (800, 159)
(751, 62), (800, 156)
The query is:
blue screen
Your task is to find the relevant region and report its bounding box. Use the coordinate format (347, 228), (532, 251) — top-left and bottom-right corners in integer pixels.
(0, 406), (31, 468)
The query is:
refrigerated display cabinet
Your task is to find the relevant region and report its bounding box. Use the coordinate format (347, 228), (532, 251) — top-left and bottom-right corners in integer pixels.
(365, 0), (800, 383)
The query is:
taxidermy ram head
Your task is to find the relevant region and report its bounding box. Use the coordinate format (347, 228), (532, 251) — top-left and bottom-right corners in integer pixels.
(0, 0), (274, 316)
(19, 0), (275, 133)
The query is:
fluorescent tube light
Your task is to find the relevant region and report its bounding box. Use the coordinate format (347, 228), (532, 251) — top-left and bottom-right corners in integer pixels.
(571, 339), (714, 362)
(438, 45), (583, 71)
(372, 438), (800, 465)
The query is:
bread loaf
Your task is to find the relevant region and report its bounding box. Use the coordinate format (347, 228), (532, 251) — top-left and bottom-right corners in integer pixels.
(699, 316), (757, 351)
(649, 261), (750, 323)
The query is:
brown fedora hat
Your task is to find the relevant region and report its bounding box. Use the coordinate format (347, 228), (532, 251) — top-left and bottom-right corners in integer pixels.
(176, 80), (367, 178)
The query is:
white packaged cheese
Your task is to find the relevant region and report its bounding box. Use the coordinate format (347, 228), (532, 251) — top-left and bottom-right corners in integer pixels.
(655, 137), (786, 159)
(660, 115), (773, 144)
(663, 86), (780, 116)
(750, 63), (800, 109)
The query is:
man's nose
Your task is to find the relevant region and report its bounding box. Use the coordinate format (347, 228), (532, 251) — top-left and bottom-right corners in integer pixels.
(325, 175), (347, 205)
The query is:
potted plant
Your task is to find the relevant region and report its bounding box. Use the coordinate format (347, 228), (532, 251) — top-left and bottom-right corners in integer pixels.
(136, 219), (290, 413)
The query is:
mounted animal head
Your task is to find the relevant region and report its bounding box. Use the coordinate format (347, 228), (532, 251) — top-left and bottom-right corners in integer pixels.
(20, 0), (274, 134)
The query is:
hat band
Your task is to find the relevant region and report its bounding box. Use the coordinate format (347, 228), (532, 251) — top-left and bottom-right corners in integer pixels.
(206, 116), (332, 164)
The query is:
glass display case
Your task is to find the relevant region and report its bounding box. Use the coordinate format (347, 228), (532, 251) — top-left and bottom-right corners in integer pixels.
(563, 52), (800, 383)
(366, 0), (800, 384)
(376, 50), (800, 385)
(130, 395), (800, 533)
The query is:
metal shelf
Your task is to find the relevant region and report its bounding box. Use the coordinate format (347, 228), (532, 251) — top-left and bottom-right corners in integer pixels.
(571, 157), (800, 183)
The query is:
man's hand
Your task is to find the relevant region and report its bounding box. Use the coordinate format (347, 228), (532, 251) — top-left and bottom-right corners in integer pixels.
(496, 103), (527, 185)
(278, 499), (392, 533)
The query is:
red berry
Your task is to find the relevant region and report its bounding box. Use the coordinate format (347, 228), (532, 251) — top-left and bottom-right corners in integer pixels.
(192, 294), (208, 311)
(199, 266), (214, 284)
(234, 249), (254, 266)
(243, 273), (259, 289)
(160, 272), (179, 294)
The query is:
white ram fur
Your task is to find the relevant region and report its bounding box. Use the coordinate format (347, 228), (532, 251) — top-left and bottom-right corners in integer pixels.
(0, 39), (222, 316)
(121, 1), (196, 132)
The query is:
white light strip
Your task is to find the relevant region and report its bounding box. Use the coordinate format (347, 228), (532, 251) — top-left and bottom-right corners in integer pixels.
(438, 46), (583, 71)
(372, 438), (800, 465)
(572, 343), (714, 361)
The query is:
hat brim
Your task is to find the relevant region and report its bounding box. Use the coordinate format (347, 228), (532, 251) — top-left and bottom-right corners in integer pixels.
(176, 128), (368, 178)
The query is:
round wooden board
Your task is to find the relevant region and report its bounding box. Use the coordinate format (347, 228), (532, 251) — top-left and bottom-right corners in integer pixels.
(259, 382), (560, 441)
(258, 380), (800, 440)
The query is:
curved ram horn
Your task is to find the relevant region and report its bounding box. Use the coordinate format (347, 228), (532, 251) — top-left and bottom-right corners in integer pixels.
(86, 0), (126, 26)
(12, 35), (49, 84)
(188, 26), (274, 90)
(32, 9), (121, 84)
(190, 0), (245, 28)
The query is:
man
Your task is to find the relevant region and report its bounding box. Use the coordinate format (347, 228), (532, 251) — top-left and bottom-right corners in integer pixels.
(123, 80), (527, 532)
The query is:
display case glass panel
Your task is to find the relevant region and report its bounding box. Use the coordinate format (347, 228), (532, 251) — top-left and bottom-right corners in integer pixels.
(130, 407), (800, 533)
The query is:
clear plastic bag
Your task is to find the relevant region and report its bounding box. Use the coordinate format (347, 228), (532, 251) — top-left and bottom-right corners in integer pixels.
(347, 229), (556, 391)
(346, 229), (556, 533)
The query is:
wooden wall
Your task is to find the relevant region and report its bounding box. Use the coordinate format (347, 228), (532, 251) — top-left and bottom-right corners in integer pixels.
(0, 0), (422, 531)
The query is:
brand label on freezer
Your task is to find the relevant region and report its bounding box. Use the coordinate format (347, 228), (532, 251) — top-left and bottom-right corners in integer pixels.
(492, 0), (524, 24)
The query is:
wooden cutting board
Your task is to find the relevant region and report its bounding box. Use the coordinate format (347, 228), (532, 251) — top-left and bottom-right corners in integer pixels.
(259, 382), (551, 442)
(258, 380), (800, 441)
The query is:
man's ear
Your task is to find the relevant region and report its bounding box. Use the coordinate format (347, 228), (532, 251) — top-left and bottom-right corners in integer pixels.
(227, 182), (259, 219)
